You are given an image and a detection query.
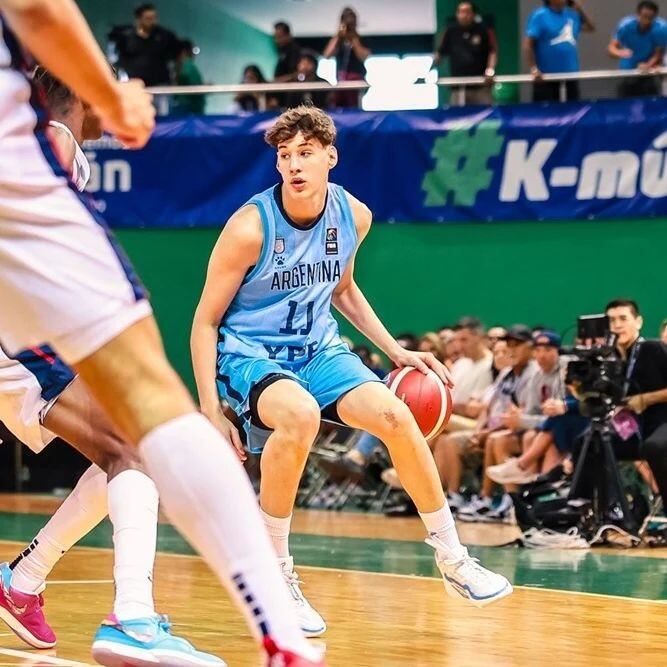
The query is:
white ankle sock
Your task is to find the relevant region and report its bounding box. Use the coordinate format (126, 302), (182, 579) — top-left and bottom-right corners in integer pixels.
(139, 413), (317, 660)
(260, 510), (291, 559)
(11, 464), (108, 594)
(419, 505), (465, 557)
(107, 469), (158, 620)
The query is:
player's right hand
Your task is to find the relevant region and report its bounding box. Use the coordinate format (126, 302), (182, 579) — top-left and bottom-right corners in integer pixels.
(97, 79), (155, 149)
(205, 405), (247, 461)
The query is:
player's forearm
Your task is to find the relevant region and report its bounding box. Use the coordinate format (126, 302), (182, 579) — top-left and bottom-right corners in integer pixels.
(333, 282), (402, 360)
(190, 316), (221, 414)
(2, 0), (119, 116)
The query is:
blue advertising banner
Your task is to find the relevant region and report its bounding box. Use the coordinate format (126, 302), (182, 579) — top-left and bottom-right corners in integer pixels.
(83, 98), (667, 227)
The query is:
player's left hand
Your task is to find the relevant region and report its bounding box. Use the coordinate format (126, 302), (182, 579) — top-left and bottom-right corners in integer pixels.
(391, 349), (454, 388)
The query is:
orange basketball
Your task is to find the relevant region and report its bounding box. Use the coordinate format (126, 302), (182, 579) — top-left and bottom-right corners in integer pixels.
(385, 367), (453, 441)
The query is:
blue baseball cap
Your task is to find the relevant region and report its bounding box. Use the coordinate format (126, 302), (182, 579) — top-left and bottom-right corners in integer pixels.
(533, 330), (561, 348)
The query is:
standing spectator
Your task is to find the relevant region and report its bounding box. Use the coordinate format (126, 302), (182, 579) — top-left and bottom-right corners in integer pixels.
(323, 7), (371, 108)
(608, 1), (666, 98)
(108, 3), (179, 86)
(285, 51), (331, 109)
(170, 40), (205, 116)
(524, 0), (595, 102)
(233, 64), (267, 113)
(269, 21), (302, 109)
(434, 1), (498, 106)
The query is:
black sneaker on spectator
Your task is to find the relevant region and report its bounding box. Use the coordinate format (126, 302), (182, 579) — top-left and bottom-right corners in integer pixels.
(485, 494), (515, 524)
(384, 495), (418, 517)
(457, 495), (493, 523)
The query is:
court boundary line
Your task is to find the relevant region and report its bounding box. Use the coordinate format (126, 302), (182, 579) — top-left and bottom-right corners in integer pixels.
(2, 539), (665, 606)
(0, 647), (93, 666)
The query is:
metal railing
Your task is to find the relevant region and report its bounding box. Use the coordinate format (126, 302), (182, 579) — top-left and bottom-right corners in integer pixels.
(147, 67), (667, 106)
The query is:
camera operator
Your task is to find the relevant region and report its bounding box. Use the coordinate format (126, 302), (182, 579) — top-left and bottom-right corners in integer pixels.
(606, 299), (667, 509)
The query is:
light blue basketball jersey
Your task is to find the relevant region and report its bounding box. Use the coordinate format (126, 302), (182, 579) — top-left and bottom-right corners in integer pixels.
(218, 183), (357, 369)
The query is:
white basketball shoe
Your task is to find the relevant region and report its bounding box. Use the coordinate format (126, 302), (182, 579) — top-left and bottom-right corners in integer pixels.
(425, 536), (513, 607)
(279, 557), (326, 637)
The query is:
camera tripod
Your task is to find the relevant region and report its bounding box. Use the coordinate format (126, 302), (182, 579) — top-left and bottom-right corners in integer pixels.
(569, 415), (640, 535)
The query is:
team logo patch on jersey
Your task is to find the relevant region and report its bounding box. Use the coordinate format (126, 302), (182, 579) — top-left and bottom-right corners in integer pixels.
(326, 227), (338, 255)
(274, 238), (285, 254)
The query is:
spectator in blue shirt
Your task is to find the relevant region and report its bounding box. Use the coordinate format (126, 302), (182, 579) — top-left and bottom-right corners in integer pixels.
(524, 0), (595, 102)
(608, 1), (666, 98)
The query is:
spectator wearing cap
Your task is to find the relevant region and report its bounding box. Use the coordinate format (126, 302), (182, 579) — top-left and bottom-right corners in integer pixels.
(457, 324), (538, 522)
(284, 50), (331, 109)
(524, 0), (595, 102)
(434, 1), (498, 106)
(609, 1), (667, 98)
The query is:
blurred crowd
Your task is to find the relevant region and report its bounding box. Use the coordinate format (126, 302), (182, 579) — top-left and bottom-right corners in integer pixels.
(104, 1), (667, 116)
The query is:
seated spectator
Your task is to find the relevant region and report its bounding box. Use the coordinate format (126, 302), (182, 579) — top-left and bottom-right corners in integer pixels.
(269, 21), (302, 109)
(353, 344), (385, 377)
(446, 316), (494, 432)
(486, 325), (507, 350)
(108, 3), (179, 86)
(457, 324), (537, 522)
(285, 51), (331, 109)
(323, 6), (371, 108)
(609, 1), (666, 98)
(233, 64), (267, 113)
(431, 338), (512, 510)
(434, 1), (497, 106)
(524, 0), (595, 102)
(418, 332), (446, 363)
(171, 40), (205, 116)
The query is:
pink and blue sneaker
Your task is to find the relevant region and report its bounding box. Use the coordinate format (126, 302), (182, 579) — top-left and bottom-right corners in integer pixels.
(0, 561), (56, 648)
(92, 614), (226, 667)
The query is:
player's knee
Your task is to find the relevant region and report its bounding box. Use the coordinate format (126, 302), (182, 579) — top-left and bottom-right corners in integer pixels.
(374, 399), (416, 441)
(276, 398), (320, 445)
(95, 429), (142, 474)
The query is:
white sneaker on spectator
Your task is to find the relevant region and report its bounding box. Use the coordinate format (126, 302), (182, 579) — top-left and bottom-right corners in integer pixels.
(487, 458), (538, 485)
(381, 467), (403, 489)
(485, 493), (515, 524)
(425, 536), (513, 607)
(457, 495), (493, 522)
(447, 491), (464, 512)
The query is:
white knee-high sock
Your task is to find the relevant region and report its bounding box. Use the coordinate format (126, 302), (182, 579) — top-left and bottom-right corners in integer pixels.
(107, 469), (158, 620)
(419, 505), (465, 557)
(11, 464), (108, 594)
(139, 413), (317, 660)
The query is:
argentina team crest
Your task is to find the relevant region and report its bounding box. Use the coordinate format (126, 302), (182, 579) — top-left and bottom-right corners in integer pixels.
(274, 237), (285, 266)
(326, 227), (338, 255)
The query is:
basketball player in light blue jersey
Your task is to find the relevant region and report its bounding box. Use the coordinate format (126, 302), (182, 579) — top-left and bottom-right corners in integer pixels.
(192, 106), (513, 636)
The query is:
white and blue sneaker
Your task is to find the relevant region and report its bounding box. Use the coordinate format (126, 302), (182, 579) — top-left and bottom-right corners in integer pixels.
(92, 614), (226, 667)
(279, 557), (326, 637)
(425, 536), (513, 608)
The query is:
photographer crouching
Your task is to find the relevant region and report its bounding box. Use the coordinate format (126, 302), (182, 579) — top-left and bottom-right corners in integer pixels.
(606, 299), (667, 515)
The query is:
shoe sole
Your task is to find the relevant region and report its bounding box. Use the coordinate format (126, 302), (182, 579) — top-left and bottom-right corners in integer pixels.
(0, 605), (56, 649)
(443, 579), (514, 608)
(302, 624), (327, 638)
(92, 641), (226, 667)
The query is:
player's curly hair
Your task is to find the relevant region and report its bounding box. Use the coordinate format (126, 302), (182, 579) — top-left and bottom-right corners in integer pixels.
(265, 105), (337, 148)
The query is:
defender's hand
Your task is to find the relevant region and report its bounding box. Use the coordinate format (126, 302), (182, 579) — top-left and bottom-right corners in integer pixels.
(390, 349), (454, 388)
(204, 404), (247, 461)
(97, 79), (155, 149)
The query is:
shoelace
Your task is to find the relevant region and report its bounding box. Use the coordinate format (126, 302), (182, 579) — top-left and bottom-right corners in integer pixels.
(157, 615), (172, 633)
(425, 538), (494, 586)
(282, 569), (307, 604)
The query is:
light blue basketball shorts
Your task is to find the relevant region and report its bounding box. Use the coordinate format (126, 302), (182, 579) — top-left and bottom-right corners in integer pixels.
(216, 342), (381, 453)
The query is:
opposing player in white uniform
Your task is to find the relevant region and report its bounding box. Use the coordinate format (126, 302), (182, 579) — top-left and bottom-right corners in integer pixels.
(0, 67), (222, 666)
(0, 1), (323, 666)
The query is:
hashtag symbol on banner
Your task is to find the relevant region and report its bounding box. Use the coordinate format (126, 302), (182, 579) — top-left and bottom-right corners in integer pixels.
(422, 120), (504, 207)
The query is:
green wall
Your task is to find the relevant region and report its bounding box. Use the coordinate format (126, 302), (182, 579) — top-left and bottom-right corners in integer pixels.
(117, 217), (667, 393)
(77, 0), (276, 113)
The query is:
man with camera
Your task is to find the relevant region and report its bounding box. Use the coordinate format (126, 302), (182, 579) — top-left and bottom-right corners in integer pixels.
(606, 299), (667, 512)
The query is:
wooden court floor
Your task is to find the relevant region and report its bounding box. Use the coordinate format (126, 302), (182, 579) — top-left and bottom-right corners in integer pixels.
(0, 495), (666, 666)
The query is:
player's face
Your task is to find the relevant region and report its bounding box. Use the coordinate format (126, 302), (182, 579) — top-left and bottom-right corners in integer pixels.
(276, 132), (337, 197)
(607, 307), (643, 347)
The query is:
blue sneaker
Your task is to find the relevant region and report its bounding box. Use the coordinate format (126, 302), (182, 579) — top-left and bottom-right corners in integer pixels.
(92, 614), (226, 667)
